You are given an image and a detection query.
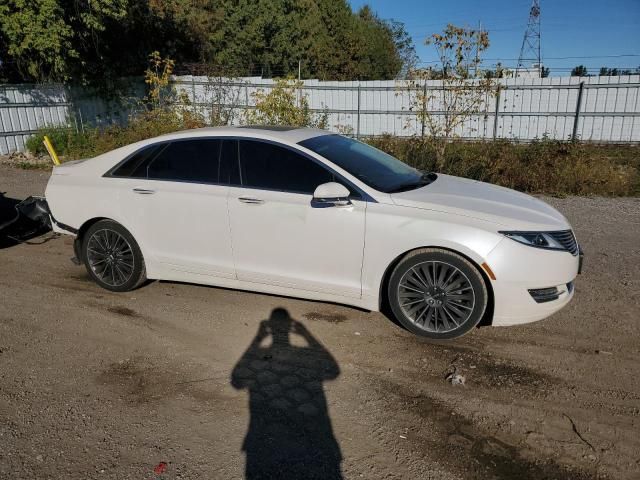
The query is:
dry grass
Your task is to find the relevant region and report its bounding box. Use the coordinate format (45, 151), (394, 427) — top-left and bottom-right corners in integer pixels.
(368, 136), (639, 196)
(25, 109), (205, 160)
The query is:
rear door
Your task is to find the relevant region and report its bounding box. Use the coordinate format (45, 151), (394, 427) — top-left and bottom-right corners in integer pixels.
(112, 138), (236, 279)
(226, 139), (366, 298)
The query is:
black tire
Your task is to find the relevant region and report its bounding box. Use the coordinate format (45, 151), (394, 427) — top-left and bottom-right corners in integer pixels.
(387, 248), (488, 339)
(81, 219), (146, 292)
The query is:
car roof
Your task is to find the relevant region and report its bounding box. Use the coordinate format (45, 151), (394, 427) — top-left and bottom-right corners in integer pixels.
(66, 126), (337, 180)
(154, 125), (333, 144)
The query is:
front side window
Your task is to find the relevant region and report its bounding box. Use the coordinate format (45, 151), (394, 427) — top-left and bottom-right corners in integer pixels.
(299, 134), (431, 193)
(238, 140), (335, 194)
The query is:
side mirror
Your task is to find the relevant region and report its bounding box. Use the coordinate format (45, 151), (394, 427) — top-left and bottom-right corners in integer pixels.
(312, 182), (352, 208)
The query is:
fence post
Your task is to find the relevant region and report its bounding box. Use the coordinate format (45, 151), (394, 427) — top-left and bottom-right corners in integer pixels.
(356, 83), (361, 139)
(492, 86), (501, 140)
(421, 81), (427, 137)
(191, 77), (197, 115)
(572, 81), (585, 141)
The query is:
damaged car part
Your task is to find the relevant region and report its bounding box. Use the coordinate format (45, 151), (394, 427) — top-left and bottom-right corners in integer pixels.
(0, 195), (77, 246)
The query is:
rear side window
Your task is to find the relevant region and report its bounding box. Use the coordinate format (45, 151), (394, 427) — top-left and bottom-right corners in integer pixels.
(110, 139), (222, 183)
(147, 139), (221, 183)
(238, 140), (334, 194)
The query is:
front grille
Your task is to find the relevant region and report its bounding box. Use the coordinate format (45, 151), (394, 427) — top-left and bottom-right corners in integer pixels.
(548, 230), (579, 255)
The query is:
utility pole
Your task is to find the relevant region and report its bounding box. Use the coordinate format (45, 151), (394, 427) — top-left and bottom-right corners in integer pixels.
(516, 0), (542, 78)
(474, 21), (482, 78)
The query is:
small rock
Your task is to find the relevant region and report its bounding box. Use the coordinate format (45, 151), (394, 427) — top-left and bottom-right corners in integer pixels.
(446, 372), (466, 386)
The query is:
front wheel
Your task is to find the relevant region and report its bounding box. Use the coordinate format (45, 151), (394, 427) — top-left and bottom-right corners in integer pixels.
(81, 220), (147, 292)
(387, 248), (488, 339)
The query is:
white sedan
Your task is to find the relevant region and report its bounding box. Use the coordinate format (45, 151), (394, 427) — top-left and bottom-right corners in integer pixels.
(44, 126), (581, 339)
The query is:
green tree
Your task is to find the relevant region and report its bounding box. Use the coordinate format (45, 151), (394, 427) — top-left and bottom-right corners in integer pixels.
(0, 0), (127, 82)
(0, 0), (414, 85)
(483, 62), (510, 79)
(0, 0), (78, 82)
(571, 65), (588, 77)
(599, 67), (621, 76)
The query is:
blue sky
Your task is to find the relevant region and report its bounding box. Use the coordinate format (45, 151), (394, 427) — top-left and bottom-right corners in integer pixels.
(349, 0), (640, 75)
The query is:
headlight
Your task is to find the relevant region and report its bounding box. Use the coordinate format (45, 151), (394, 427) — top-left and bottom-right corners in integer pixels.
(499, 231), (566, 251)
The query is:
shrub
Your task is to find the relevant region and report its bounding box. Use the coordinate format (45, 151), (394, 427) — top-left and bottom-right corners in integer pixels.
(25, 126), (77, 156)
(245, 78), (328, 128)
(26, 109), (206, 160)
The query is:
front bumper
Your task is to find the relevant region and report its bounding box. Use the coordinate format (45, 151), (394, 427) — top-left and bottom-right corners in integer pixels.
(486, 238), (580, 327)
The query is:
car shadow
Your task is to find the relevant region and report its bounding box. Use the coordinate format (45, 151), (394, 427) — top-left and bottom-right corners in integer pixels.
(231, 308), (343, 480)
(0, 193), (52, 249)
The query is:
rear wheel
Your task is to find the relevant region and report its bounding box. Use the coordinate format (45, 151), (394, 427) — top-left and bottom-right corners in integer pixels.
(387, 248), (488, 339)
(82, 220), (146, 292)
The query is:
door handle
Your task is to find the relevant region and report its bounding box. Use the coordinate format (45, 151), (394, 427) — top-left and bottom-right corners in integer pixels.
(238, 197), (264, 204)
(133, 188), (155, 195)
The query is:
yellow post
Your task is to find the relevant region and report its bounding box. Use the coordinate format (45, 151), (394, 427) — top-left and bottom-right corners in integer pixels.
(43, 135), (61, 166)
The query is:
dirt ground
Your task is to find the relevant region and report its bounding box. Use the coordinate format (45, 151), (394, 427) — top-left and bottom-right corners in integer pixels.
(1, 165), (639, 480)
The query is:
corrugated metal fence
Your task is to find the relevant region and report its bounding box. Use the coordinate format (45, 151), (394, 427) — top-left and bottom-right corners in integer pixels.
(2, 75), (639, 154)
(0, 81), (144, 154)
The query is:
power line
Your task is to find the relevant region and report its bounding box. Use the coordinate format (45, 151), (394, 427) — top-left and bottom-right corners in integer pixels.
(416, 54), (640, 65)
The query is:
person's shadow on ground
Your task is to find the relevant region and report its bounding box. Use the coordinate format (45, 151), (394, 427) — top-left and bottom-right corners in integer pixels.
(231, 308), (343, 480)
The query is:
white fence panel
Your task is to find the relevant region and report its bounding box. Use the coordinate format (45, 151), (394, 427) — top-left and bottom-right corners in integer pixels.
(1, 75), (639, 154)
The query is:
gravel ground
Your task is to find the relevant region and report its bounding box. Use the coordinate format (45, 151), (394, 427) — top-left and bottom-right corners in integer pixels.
(1, 165), (639, 480)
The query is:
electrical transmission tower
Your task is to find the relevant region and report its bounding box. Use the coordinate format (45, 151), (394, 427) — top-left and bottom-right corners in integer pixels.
(516, 0), (541, 77)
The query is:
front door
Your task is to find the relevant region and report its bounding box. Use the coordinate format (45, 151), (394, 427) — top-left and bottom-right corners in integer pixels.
(227, 139), (366, 298)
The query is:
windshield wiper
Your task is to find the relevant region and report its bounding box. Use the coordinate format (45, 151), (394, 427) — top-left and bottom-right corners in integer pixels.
(421, 172), (438, 183)
(388, 172), (438, 193)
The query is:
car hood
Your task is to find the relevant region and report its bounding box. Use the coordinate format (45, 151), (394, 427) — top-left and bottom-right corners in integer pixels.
(390, 174), (570, 231)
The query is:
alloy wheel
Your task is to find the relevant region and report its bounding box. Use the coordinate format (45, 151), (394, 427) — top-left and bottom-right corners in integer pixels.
(397, 261), (476, 333)
(86, 228), (135, 287)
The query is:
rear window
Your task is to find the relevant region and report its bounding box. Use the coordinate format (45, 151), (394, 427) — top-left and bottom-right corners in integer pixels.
(110, 144), (165, 178)
(110, 139), (222, 184)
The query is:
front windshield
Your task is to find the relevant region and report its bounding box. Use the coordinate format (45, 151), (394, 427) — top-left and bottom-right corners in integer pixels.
(299, 134), (433, 193)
